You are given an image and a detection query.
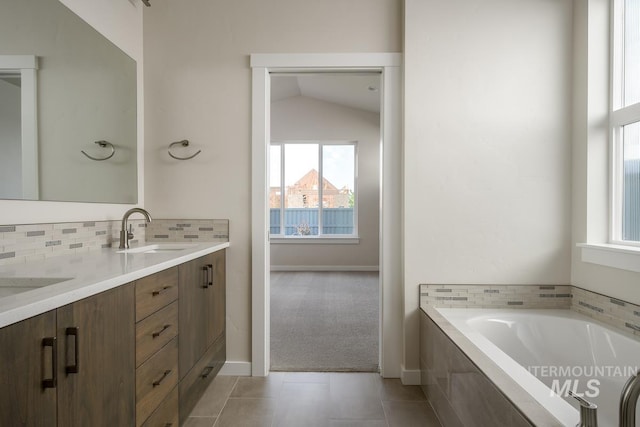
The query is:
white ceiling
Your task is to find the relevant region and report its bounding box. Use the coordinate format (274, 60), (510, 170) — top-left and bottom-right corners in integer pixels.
(271, 73), (381, 113)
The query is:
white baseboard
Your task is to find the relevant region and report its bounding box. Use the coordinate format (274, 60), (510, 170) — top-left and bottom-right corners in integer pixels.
(271, 265), (379, 272)
(401, 365), (421, 385)
(218, 361), (252, 376)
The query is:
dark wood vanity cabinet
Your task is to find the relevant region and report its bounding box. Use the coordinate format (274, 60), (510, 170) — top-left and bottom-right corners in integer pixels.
(0, 310), (57, 427)
(178, 250), (226, 423)
(135, 267), (179, 427)
(0, 248), (226, 427)
(0, 284), (135, 427)
(56, 284), (136, 427)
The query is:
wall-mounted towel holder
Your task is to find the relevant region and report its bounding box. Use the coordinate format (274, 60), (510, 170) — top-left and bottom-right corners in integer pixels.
(168, 140), (201, 160)
(81, 140), (115, 161)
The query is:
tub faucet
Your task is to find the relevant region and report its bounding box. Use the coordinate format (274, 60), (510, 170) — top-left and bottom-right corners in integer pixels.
(569, 391), (598, 427)
(119, 208), (152, 249)
(620, 373), (640, 427)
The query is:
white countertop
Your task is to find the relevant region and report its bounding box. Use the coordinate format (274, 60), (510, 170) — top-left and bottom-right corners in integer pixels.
(0, 241), (229, 328)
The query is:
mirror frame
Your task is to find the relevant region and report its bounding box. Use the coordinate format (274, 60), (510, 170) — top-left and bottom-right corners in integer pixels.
(0, 55), (38, 199)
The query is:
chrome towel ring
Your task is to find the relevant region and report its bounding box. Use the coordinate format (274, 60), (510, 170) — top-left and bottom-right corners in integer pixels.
(168, 140), (201, 160)
(81, 140), (115, 161)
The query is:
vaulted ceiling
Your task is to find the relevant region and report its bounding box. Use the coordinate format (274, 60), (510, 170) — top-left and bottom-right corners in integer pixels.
(271, 73), (381, 114)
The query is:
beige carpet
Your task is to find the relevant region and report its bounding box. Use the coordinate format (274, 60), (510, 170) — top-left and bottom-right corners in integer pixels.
(270, 271), (379, 372)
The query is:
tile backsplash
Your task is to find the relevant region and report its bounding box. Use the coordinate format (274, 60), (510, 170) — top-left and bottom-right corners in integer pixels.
(146, 219), (229, 242)
(420, 283), (640, 338)
(0, 219), (229, 266)
(419, 284), (572, 309)
(571, 286), (640, 338)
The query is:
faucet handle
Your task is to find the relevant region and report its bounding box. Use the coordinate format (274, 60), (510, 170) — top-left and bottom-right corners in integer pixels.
(569, 391), (598, 427)
(127, 224), (134, 239)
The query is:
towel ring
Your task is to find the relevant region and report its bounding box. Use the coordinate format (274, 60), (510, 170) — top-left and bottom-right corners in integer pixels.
(81, 140), (115, 161)
(168, 140), (201, 160)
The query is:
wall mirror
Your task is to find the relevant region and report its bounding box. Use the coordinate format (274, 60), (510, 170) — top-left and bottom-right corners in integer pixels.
(0, 0), (137, 204)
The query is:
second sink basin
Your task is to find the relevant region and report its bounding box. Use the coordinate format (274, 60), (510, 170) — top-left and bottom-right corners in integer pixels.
(116, 243), (199, 254)
(0, 277), (74, 298)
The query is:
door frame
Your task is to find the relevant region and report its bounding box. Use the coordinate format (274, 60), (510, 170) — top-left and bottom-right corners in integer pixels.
(250, 53), (402, 377)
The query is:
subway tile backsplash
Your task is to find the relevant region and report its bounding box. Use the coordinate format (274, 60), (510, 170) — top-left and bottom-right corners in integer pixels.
(0, 218), (229, 266)
(145, 219), (229, 242)
(420, 284), (640, 338)
(419, 284), (572, 309)
(571, 286), (640, 338)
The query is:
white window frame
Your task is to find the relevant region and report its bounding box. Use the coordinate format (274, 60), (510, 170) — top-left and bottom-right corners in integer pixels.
(269, 140), (358, 239)
(610, 0), (640, 247)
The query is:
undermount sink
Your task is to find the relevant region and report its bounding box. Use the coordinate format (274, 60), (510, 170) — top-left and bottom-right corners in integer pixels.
(0, 277), (73, 298)
(116, 243), (199, 254)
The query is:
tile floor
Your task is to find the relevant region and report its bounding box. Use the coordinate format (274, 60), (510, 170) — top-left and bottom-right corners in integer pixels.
(184, 372), (442, 427)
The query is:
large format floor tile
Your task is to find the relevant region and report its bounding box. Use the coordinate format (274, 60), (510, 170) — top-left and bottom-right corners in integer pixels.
(183, 372), (442, 427)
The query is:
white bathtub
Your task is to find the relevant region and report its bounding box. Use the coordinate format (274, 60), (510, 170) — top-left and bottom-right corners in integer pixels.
(436, 308), (640, 427)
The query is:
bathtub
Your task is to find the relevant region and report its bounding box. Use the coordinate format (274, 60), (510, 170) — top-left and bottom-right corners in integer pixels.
(436, 308), (640, 427)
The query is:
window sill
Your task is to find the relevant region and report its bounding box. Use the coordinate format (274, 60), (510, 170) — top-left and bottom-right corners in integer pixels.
(577, 243), (640, 273)
(270, 236), (360, 245)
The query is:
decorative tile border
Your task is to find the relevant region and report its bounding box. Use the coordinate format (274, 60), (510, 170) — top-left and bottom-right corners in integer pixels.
(419, 284), (640, 338)
(571, 286), (640, 338)
(145, 219), (229, 243)
(0, 218), (229, 266)
(419, 284), (572, 309)
(0, 220), (147, 266)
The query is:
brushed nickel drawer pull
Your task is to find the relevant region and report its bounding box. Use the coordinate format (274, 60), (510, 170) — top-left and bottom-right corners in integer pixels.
(152, 324), (171, 338)
(42, 337), (57, 389)
(152, 369), (172, 387)
(152, 286), (172, 296)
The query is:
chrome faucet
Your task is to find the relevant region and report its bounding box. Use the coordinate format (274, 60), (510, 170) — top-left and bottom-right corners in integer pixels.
(119, 208), (152, 249)
(620, 373), (640, 427)
(569, 391), (598, 427)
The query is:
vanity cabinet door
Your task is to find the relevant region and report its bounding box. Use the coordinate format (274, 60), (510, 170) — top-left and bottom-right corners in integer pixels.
(178, 254), (211, 379)
(0, 310), (57, 427)
(56, 283), (136, 427)
(206, 249), (226, 347)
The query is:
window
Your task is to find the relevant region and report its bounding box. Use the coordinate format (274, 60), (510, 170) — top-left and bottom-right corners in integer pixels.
(269, 141), (357, 237)
(611, 0), (640, 244)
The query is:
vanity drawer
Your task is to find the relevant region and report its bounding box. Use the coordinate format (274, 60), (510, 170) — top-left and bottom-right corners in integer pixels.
(136, 337), (178, 427)
(136, 267), (178, 321)
(179, 334), (226, 425)
(136, 301), (178, 367)
(141, 385), (178, 427)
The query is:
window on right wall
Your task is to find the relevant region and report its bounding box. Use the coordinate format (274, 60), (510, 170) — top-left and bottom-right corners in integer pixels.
(611, 0), (640, 244)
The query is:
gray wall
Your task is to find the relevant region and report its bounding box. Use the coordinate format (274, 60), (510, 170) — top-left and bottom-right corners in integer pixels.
(404, 0), (573, 371)
(144, 0), (402, 371)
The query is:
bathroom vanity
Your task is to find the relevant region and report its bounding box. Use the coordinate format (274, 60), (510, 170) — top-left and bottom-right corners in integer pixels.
(0, 242), (228, 426)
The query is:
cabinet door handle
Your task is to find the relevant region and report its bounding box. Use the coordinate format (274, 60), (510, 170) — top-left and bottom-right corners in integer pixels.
(200, 365), (214, 378)
(42, 337), (57, 389)
(202, 266), (209, 289)
(152, 369), (172, 387)
(65, 327), (80, 374)
(207, 264), (214, 287)
(152, 324), (171, 338)
(152, 286), (172, 296)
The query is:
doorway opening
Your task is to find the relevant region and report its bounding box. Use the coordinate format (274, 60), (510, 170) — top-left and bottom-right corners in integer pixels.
(251, 53), (402, 378)
(268, 73), (381, 371)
